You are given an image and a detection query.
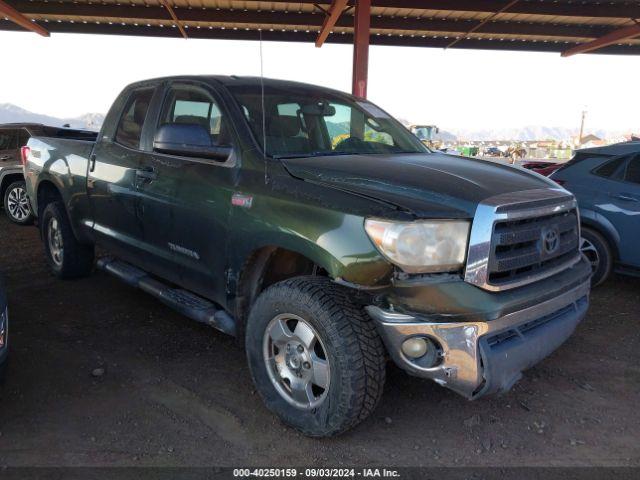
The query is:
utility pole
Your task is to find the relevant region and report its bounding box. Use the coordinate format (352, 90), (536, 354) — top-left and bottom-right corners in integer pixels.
(578, 110), (587, 146)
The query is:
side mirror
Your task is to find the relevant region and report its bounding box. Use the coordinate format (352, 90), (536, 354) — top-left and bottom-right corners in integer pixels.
(153, 123), (231, 161)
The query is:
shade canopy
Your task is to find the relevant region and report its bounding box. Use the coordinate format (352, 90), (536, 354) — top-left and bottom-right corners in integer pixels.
(1, 0), (640, 56)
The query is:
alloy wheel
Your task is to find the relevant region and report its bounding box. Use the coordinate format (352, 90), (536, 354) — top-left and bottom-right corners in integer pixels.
(48, 217), (64, 267)
(263, 313), (330, 410)
(580, 237), (600, 273)
(7, 185), (31, 221)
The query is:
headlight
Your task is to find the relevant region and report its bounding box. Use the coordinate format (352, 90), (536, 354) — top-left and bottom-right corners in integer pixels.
(365, 219), (470, 273)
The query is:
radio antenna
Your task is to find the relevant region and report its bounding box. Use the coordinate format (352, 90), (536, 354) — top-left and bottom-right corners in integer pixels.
(260, 29), (268, 184)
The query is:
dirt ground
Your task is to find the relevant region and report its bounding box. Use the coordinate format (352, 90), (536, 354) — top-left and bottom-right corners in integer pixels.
(0, 214), (638, 468)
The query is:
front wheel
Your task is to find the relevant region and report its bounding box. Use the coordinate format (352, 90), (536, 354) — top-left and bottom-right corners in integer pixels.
(42, 201), (95, 279)
(246, 276), (386, 437)
(4, 181), (34, 225)
(580, 226), (613, 287)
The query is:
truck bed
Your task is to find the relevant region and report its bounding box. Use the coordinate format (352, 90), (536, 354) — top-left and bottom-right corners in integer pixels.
(24, 135), (96, 241)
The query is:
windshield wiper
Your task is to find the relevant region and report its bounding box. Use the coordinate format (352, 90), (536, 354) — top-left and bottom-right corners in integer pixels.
(273, 151), (355, 160)
(272, 153), (318, 160)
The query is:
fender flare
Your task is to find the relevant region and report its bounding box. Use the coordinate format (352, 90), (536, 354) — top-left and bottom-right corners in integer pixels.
(579, 207), (620, 260)
(34, 173), (68, 217)
(231, 226), (393, 288)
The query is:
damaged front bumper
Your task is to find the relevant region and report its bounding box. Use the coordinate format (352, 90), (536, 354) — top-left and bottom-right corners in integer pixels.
(366, 261), (590, 399)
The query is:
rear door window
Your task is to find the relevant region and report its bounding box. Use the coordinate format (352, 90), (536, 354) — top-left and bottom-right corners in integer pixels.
(592, 155), (626, 179)
(623, 155), (640, 185)
(115, 87), (155, 149)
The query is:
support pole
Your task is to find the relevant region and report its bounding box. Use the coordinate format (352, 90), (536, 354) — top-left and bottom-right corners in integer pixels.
(352, 0), (370, 99)
(159, 0), (188, 39)
(0, 0), (49, 36)
(316, 0), (348, 48)
(561, 23), (640, 57)
(578, 110), (587, 146)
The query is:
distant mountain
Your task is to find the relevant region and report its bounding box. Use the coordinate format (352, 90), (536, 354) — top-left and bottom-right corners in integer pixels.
(448, 125), (579, 142)
(0, 103), (104, 131)
(433, 130), (458, 142)
(443, 125), (634, 142)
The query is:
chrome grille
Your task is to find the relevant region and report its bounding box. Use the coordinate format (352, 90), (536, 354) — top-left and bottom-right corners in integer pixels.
(465, 188), (581, 291)
(488, 210), (579, 287)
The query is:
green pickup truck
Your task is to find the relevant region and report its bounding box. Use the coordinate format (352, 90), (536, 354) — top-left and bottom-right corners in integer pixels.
(24, 76), (591, 437)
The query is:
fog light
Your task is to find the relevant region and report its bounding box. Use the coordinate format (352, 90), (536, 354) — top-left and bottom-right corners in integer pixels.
(401, 337), (428, 359)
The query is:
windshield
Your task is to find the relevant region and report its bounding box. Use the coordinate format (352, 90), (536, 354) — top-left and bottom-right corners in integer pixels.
(228, 84), (428, 159)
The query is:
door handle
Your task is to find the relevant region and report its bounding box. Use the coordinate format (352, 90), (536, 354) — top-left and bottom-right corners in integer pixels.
(135, 167), (157, 182)
(0, 155), (10, 161)
(89, 153), (96, 172)
(614, 193), (639, 202)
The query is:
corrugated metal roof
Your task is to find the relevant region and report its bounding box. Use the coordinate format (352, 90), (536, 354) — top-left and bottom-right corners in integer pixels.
(2, 0), (640, 54)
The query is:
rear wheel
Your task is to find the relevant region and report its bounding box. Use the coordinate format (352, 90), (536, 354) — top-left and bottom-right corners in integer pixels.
(246, 276), (386, 437)
(42, 201), (94, 279)
(580, 226), (613, 287)
(4, 181), (33, 225)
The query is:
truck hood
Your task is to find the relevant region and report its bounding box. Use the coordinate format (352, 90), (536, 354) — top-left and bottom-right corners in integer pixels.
(283, 152), (555, 218)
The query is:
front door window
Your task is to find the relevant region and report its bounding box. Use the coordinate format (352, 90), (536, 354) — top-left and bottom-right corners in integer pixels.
(160, 84), (228, 148)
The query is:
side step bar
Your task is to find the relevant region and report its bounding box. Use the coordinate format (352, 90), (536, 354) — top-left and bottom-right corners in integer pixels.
(96, 257), (236, 336)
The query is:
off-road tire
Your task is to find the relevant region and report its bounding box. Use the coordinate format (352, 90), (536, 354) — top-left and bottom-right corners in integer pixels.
(581, 226), (613, 287)
(3, 180), (34, 225)
(42, 201), (94, 279)
(246, 276), (386, 437)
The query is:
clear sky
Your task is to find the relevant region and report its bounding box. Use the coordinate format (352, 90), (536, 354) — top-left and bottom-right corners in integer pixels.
(0, 30), (638, 132)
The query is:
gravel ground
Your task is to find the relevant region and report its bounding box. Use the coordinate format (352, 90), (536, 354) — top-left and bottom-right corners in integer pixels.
(0, 214), (638, 468)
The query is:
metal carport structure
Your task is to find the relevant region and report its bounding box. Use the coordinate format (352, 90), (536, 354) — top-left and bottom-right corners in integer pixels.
(1, 0), (640, 98)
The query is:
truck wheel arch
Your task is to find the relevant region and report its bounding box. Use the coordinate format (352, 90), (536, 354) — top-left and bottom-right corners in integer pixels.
(36, 180), (64, 218)
(234, 246), (328, 338)
(36, 180), (67, 238)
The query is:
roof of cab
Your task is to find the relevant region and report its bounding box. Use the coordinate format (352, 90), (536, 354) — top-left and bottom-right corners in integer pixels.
(125, 75), (352, 99)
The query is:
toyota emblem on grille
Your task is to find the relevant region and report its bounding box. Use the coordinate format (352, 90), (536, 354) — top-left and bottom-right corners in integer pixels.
(541, 227), (560, 255)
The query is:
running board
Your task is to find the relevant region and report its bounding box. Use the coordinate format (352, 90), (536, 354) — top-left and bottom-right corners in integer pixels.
(96, 257), (236, 336)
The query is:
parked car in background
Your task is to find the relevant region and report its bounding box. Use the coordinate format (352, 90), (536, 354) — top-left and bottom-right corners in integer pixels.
(0, 276), (7, 383)
(483, 146), (504, 157)
(24, 76), (590, 436)
(0, 124), (97, 225)
(550, 141), (640, 285)
(521, 161), (563, 177)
